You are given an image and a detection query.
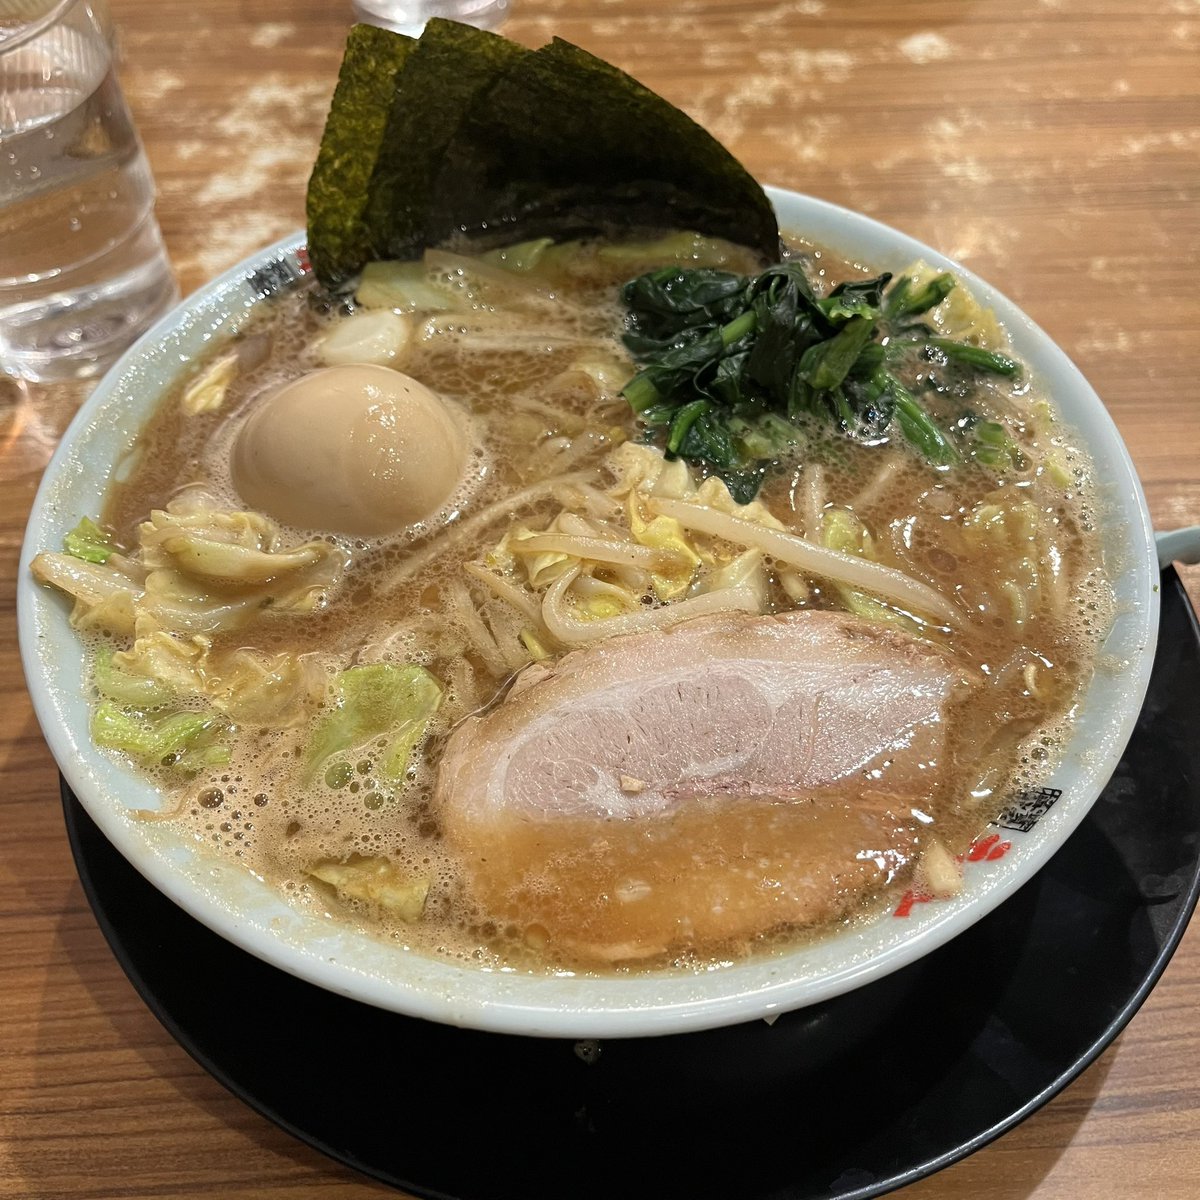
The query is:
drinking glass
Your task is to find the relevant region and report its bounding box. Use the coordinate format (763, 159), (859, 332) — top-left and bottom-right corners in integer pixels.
(0, 0), (178, 382)
(351, 0), (509, 37)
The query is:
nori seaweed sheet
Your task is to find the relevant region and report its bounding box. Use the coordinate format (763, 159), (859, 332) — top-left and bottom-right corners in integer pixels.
(306, 24), (417, 287)
(430, 34), (780, 259)
(307, 20), (780, 288)
(363, 21), (529, 264)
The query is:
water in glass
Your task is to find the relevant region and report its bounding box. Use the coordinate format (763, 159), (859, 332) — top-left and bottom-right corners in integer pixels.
(1, 10), (177, 382)
(351, 0), (509, 37)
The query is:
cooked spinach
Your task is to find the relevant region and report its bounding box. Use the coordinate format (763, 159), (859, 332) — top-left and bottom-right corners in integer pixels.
(620, 263), (1022, 498)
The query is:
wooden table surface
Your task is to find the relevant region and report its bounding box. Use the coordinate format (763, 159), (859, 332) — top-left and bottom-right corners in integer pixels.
(2, 1), (1198, 1196)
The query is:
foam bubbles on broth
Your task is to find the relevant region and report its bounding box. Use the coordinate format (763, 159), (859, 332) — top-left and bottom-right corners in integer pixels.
(94, 238), (1113, 974)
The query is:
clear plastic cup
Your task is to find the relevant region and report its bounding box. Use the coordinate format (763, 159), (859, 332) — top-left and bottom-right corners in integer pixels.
(0, 0), (178, 382)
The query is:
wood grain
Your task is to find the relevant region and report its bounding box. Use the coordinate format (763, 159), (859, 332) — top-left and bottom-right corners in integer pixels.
(2, 1), (1197, 1197)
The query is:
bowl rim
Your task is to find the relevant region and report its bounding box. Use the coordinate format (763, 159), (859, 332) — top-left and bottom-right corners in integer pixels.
(18, 186), (1161, 1037)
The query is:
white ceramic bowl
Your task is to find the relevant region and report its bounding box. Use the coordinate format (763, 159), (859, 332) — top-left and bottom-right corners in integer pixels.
(18, 188), (1160, 1038)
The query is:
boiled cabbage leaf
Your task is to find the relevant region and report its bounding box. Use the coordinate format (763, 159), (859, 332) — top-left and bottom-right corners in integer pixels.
(307, 663), (443, 782)
(822, 507), (918, 632)
(308, 856), (430, 921)
(35, 494), (346, 638)
(64, 517), (114, 564)
(109, 633), (324, 728)
(180, 351), (239, 415)
(91, 703), (230, 773)
(29, 552), (143, 635)
(94, 648), (176, 708)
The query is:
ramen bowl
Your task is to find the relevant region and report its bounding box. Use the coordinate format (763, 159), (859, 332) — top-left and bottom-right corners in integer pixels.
(18, 188), (1160, 1038)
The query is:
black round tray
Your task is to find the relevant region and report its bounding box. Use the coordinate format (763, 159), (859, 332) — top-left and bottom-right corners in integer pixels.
(63, 566), (1200, 1200)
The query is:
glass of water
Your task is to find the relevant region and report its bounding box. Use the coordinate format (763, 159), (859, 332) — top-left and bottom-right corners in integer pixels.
(0, 0), (178, 383)
(351, 0), (510, 37)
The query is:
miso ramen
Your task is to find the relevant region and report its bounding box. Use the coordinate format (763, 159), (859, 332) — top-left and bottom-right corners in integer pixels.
(31, 232), (1112, 972)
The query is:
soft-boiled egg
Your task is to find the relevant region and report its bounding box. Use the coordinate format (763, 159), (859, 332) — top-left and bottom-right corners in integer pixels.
(231, 364), (468, 536)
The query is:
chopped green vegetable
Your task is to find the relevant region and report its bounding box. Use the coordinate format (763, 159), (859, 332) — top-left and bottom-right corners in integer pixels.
(93, 649), (175, 709)
(884, 271), (955, 321)
(92, 702), (228, 771)
(307, 663), (443, 783)
(925, 337), (1020, 377)
(64, 517), (114, 564)
(884, 373), (959, 466)
(798, 315), (876, 392)
(174, 743), (233, 774)
(482, 237), (556, 273)
(595, 230), (756, 269)
(355, 259), (460, 311)
(308, 857), (429, 921)
(962, 415), (1024, 470)
(619, 260), (1024, 498)
(821, 508), (917, 632)
(180, 350), (239, 415)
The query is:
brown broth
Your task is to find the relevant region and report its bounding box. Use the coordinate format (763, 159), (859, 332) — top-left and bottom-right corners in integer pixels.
(98, 237), (1111, 975)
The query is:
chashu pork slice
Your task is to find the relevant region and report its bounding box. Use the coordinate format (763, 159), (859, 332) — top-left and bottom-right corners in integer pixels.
(436, 610), (971, 965)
